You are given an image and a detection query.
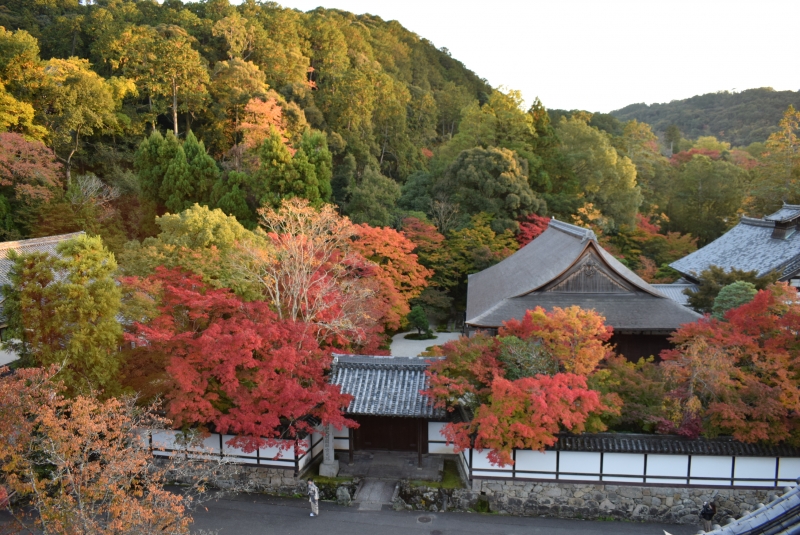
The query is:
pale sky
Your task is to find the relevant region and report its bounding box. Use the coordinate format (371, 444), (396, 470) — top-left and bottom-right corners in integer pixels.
(241, 0), (800, 113)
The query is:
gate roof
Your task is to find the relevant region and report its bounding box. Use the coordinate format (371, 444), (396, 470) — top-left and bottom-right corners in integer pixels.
(330, 355), (445, 419)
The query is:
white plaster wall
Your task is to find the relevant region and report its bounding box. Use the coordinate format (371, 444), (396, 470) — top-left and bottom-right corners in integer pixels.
(690, 456), (732, 486)
(428, 421), (455, 454)
(779, 458), (800, 485)
(734, 457), (777, 487)
(603, 453), (645, 483)
(471, 449), (512, 477)
(645, 454), (688, 484)
(558, 452), (600, 481)
(515, 450), (557, 479)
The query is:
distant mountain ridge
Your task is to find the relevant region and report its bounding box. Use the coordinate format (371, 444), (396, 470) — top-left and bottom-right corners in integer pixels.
(610, 87), (800, 146)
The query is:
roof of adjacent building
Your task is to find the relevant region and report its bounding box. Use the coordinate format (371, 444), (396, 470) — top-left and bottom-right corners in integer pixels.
(670, 205), (800, 281)
(709, 483), (800, 534)
(330, 355), (445, 419)
(467, 292), (701, 331)
(465, 219), (701, 330)
(0, 232), (84, 287)
(651, 283), (697, 307)
(764, 203), (800, 223)
(552, 433), (800, 457)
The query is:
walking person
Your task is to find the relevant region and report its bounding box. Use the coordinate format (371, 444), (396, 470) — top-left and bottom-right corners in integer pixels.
(307, 479), (319, 517)
(700, 500), (717, 532)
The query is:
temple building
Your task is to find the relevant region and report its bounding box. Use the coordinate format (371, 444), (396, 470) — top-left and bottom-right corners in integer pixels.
(465, 219), (701, 360)
(670, 203), (800, 288)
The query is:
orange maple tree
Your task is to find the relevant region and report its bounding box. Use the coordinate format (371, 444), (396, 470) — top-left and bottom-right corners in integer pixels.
(351, 223), (432, 330)
(427, 306), (616, 466)
(0, 366), (232, 535)
(660, 283), (800, 443)
(500, 306), (614, 375)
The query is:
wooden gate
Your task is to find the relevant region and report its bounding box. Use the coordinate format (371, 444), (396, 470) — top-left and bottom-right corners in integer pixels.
(352, 415), (428, 452)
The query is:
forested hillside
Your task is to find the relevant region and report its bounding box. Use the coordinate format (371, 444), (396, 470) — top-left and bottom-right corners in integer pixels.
(0, 0), (798, 326)
(611, 87), (800, 147)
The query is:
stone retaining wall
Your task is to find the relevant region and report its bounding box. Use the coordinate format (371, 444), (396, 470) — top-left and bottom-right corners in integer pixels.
(159, 459), (359, 502)
(397, 479), (780, 525)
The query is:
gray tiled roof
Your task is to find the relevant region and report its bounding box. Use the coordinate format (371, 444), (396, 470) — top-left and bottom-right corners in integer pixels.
(709, 483), (800, 534)
(764, 203), (800, 223)
(651, 283), (697, 306)
(0, 232), (84, 286)
(466, 219), (662, 323)
(467, 292), (701, 331)
(552, 433), (800, 457)
(330, 355), (445, 418)
(670, 215), (800, 281)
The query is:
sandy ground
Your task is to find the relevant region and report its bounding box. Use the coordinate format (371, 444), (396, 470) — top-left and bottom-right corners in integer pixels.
(389, 330), (462, 357)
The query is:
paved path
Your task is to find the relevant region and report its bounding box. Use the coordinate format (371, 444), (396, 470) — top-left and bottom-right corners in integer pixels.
(355, 479), (396, 511)
(390, 331), (461, 357)
(188, 493), (699, 535)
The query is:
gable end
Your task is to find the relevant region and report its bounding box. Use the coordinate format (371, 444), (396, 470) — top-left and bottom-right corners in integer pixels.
(541, 250), (635, 294)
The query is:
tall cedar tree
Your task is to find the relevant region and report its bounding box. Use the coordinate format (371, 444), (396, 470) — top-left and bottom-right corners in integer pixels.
(125, 267), (354, 452)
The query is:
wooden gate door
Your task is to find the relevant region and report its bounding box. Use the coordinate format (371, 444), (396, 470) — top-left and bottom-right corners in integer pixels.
(352, 416), (427, 451)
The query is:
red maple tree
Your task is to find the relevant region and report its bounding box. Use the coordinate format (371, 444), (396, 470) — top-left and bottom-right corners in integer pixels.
(0, 132), (63, 202)
(515, 214), (550, 247)
(125, 267), (354, 452)
(500, 306), (614, 375)
(351, 223), (432, 330)
(426, 306), (615, 465)
(660, 283), (800, 443)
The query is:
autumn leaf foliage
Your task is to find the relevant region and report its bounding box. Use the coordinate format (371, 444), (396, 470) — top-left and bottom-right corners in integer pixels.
(351, 223), (432, 330)
(0, 367), (192, 534)
(500, 306), (614, 375)
(660, 283), (800, 444)
(125, 267), (354, 453)
(427, 306), (615, 466)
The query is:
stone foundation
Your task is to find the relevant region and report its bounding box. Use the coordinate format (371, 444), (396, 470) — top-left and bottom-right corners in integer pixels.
(397, 479), (780, 524)
(158, 459), (359, 502)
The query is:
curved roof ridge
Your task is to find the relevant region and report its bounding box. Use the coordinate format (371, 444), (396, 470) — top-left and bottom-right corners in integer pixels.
(548, 218), (597, 241)
(740, 215), (776, 228)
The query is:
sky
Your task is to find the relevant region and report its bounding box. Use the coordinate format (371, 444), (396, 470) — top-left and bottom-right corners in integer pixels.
(244, 0), (800, 113)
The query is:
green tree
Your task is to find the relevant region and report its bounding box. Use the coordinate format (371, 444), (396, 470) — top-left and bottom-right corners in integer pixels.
(664, 124), (681, 154)
(36, 58), (126, 183)
(398, 171), (433, 213)
(711, 281), (758, 319)
(685, 265), (779, 314)
(160, 132), (193, 213)
(183, 130), (219, 205)
(2, 234), (122, 396)
(406, 305), (430, 335)
(751, 105), (800, 213)
(205, 57), (268, 155)
(345, 165), (401, 227)
(108, 24), (209, 135)
(134, 130), (167, 203)
(497, 335), (558, 381)
(555, 116), (642, 229)
(120, 203), (263, 300)
(438, 146), (544, 233)
(668, 155), (747, 245)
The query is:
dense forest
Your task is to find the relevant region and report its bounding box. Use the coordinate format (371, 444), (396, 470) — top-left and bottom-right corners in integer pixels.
(611, 87), (800, 147)
(2, 6), (800, 526)
(0, 0), (798, 326)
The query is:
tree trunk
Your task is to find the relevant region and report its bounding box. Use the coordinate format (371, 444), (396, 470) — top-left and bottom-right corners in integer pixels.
(172, 77), (178, 137)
